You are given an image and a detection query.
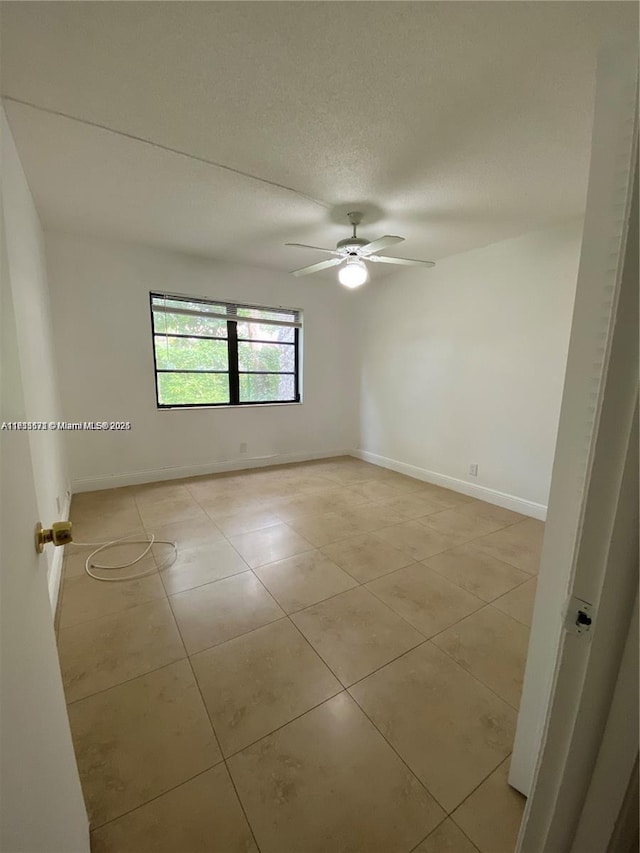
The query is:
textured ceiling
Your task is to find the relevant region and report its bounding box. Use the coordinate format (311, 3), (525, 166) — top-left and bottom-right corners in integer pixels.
(1, 2), (635, 275)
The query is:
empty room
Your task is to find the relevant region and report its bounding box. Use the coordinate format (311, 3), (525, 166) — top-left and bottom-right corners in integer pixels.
(1, 3), (638, 853)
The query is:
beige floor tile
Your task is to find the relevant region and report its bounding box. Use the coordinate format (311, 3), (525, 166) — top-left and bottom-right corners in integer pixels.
(254, 550), (358, 613)
(453, 759), (526, 853)
(276, 488), (370, 521)
(199, 493), (267, 519)
(68, 660), (221, 827)
(338, 500), (406, 531)
(60, 569), (166, 629)
(321, 465), (380, 486)
(91, 765), (258, 853)
(170, 572), (285, 654)
(308, 488), (372, 514)
(291, 587), (424, 686)
(375, 494), (453, 520)
(404, 483), (475, 507)
(366, 564), (484, 638)
(192, 619), (341, 756)
(71, 488), (137, 515)
(214, 507), (284, 536)
(250, 484), (297, 504)
(134, 482), (195, 505)
(346, 479), (407, 503)
(287, 511), (371, 547)
(159, 539), (249, 595)
(227, 692), (444, 853)
(368, 471), (427, 493)
(419, 508), (505, 542)
(59, 599), (185, 703)
(321, 533), (414, 583)
(70, 507), (144, 541)
(184, 476), (251, 503)
(299, 459), (351, 478)
(373, 521), (461, 561)
(284, 474), (339, 495)
(134, 481), (209, 506)
(470, 519), (544, 574)
(349, 643), (516, 812)
(432, 607), (530, 709)
(457, 500), (526, 527)
(229, 523), (313, 568)
(492, 578), (538, 627)
(415, 818), (479, 853)
(147, 515), (225, 551)
(424, 545), (530, 602)
(432, 486), (477, 506)
(136, 494), (210, 528)
(268, 492), (335, 522)
(245, 467), (286, 481)
(63, 548), (97, 580)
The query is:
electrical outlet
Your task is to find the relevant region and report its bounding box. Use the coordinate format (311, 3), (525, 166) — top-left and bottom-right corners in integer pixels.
(469, 463), (478, 477)
(239, 442), (248, 454)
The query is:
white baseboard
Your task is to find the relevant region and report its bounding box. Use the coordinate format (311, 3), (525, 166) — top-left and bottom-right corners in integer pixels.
(47, 490), (71, 612)
(71, 448), (354, 493)
(352, 449), (547, 520)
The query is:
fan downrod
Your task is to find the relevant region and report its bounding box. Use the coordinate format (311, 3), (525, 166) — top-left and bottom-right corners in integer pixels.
(338, 211), (367, 251)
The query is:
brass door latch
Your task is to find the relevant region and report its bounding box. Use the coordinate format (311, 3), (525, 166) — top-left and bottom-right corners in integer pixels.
(35, 521), (73, 553)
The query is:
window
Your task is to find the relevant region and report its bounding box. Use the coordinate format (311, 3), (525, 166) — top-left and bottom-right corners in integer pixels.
(150, 292), (301, 408)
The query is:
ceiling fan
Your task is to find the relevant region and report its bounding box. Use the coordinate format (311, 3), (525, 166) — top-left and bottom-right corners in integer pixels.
(285, 211), (435, 288)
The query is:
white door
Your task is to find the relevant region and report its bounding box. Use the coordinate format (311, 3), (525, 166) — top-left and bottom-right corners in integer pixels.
(0, 204), (89, 850)
(511, 32), (638, 852)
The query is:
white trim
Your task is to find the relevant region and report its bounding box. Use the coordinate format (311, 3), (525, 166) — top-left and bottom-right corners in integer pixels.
(46, 489), (71, 612)
(352, 449), (546, 520)
(71, 448), (354, 493)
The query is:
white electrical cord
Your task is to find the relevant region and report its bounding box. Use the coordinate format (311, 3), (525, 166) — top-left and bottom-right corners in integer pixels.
(69, 534), (178, 582)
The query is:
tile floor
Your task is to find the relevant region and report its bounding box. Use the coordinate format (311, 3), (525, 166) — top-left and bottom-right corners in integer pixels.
(55, 457), (544, 853)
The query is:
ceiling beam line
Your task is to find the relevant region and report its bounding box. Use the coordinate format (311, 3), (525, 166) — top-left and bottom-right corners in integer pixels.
(0, 94), (331, 210)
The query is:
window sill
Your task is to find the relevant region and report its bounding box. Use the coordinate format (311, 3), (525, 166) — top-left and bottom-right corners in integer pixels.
(157, 402), (303, 411)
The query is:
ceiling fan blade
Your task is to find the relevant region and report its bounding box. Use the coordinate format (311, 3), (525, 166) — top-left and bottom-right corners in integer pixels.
(368, 254), (436, 267)
(291, 257), (344, 277)
(285, 243), (341, 256)
(359, 235), (405, 255)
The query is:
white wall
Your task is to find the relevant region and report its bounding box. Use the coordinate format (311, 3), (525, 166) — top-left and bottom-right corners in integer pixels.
(45, 232), (359, 490)
(2, 109), (69, 600)
(357, 220), (582, 515)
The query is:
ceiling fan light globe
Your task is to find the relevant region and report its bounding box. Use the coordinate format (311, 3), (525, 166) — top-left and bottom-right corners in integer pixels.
(338, 259), (368, 288)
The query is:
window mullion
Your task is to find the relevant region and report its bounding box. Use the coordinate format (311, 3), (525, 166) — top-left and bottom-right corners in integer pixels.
(227, 318), (240, 405)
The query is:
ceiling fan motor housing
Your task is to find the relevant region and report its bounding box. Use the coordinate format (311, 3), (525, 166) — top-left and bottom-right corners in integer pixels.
(336, 236), (368, 253)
